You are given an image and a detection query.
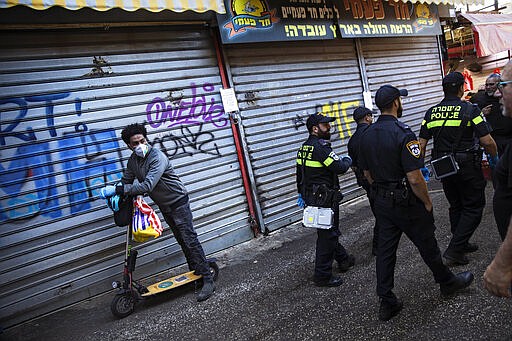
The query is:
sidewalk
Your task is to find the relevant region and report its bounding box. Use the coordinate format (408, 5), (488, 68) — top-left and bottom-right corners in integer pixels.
(2, 183), (511, 341)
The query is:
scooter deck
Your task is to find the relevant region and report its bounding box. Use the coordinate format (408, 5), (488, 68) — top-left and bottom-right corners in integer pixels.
(141, 270), (202, 296)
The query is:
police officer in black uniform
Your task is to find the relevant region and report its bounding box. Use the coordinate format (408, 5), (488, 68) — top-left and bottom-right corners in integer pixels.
(348, 106), (379, 256)
(296, 113), (355, 287)
(419, 72), (498, 265)
(359, 85), (474, 321)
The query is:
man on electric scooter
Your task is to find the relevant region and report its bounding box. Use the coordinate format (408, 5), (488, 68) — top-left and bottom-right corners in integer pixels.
(100, 123), (215, 302)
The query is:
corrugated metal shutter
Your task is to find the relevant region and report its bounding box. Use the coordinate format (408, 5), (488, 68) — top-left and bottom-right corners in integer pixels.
(0, 27), (252, 328)
(224, 40), (364, 232)
(359, 36), (444, 146)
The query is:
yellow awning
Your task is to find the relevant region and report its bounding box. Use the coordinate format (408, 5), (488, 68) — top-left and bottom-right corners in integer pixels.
(0, 0), (226, 13)
(401, 0), (484, 3)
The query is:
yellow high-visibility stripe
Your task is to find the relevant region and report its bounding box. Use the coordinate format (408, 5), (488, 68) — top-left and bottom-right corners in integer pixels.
(472, 116), (483, 125)
(323, 158), (334, 167)
(296, 159), (324, 168)
(426, 120), (472, 129)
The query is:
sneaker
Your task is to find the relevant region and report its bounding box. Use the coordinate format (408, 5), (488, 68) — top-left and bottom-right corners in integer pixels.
(196, 278), (215, 302)
(314, 276), (343, 287)
(379, 299), (403, 321)
(338, 254), (355, 272)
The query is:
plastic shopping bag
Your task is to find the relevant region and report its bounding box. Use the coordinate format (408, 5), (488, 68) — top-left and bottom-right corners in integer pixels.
(131, 196), (163, 243)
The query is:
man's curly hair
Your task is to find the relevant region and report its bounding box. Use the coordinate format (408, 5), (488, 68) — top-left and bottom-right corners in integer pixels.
(121, 123), (148, 145)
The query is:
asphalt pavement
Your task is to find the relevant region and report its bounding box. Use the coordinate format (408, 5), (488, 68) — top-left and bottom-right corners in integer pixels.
(2, 181), (512, 341)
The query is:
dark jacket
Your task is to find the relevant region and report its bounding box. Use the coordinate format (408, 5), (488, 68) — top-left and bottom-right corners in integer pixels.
(419, 95), (491, 155)
(120, 145), (188, 213)
(296, 135), (351, 197)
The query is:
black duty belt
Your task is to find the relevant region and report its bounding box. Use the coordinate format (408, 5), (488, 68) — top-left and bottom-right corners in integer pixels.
(435, 150), (482, 164)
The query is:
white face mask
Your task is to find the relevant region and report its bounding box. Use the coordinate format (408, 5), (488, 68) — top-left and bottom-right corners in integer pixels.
(134, 144), (149, 158)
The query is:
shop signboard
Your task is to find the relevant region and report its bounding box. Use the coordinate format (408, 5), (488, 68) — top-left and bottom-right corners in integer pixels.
(217, 0), (441, 43)
(217, 0), (340, 43)
(337, 0), (441, 38)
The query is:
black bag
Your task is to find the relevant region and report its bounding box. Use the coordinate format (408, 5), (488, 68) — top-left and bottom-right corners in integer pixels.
(107, 195), (134, 227)
(431, 153), (459, 179)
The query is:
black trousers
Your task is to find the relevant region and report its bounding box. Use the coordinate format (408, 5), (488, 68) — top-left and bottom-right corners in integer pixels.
(362, 180), (379, 251)
(314, 204), (350, 280)
(374, 197), (453, 304)
(493, 189), (512, 241)
(161, 200), (211, 279)
(441, 162), (486, 251)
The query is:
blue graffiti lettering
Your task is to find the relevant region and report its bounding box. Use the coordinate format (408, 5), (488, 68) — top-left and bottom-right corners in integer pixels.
(0, 98), (36, 145)
(58, 128), (123, 214)
(0, 141), (61, 222)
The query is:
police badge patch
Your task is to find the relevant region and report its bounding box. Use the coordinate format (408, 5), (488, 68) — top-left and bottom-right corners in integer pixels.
(328, 151), (340, 161)
(406, 140), (421, 158)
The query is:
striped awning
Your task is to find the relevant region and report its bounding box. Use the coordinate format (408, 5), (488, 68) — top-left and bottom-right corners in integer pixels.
(0, 0), (226, 13)
(406, 0), (484, 4)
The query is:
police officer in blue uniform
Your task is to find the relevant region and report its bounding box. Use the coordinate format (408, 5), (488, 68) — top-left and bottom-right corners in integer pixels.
(359, 85), (474, 321)
(348, 106), (379, 256)
(296, 113), (355, 287)
(419, 72), (498, 265)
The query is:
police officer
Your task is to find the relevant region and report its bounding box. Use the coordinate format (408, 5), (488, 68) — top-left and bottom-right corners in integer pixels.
(419, 72), (498, 265)
(347, 106), (379, 256)
(359, 85), (474, 321)
(296, 112), (355, 287)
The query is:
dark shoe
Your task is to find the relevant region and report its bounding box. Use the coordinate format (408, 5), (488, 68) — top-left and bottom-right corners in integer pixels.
(440, 271), (474, 296)
(196, 278), (215, 302)
(338, 254), (355, 272)
(314, 276), (343, 287)
(378, 299), (403, 321)
(443, 249), (469, 265)
(462, 242), (478, 253)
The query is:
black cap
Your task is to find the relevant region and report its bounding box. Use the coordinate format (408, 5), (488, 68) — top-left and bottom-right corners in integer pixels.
(352, 106), (375, 121)
(375, 85), (408, 108)
(442, 72), (465, 88)
(306, 112), (336, 131)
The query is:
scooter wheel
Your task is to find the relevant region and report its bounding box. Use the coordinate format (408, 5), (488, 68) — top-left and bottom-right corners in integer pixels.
(208, 261), (219, 282)
(111, 292), (137, 318)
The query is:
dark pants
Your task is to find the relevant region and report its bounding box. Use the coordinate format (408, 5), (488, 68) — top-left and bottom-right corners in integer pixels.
(374, 196), (453, 304)
(493, 190), (512, 241)
(441, 162), (486, 251)
(362, 180), (379, 252)
(161, 200), (211, 279)
(314, 204), (350, 280)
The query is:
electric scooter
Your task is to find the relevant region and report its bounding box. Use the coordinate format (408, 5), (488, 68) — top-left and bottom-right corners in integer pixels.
(110, 223), (219, 318)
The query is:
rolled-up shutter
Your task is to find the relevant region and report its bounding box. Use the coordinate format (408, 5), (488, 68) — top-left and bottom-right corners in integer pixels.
(0, 26), (252, 328)
(359, 36), (444, 140)
(225, 40), (364, 232)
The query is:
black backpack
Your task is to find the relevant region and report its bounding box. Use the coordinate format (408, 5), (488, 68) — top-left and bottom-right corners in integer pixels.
(107, 195), (134, 227)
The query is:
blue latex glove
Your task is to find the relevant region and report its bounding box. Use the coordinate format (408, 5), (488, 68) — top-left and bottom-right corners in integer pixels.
(488, 154), (499, 169)
(297, 193), (306, 208)
(420, 167), (430, 182)
(99, 185), (116, 199)
(106, 195), (120, 212)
